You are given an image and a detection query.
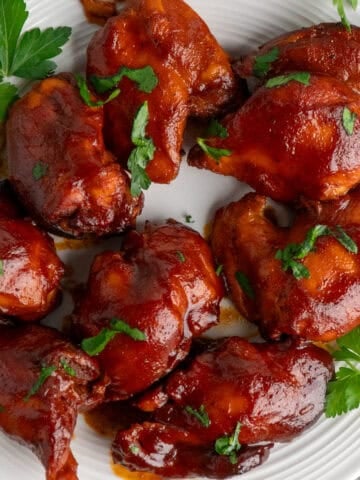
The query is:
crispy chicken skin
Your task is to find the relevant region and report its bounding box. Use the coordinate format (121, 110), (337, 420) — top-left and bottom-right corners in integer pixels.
(113, 337), (333, 477)
(87, 0), (238, 183)
(188, 74), (360, 202)
(7, 73), (143, 238)
(0, 324), (106, 480)
(71, 221), (223, 401)
(211, 193), (360, 342)
(0, 182), (64, 321)
(237, 23), (360, 91)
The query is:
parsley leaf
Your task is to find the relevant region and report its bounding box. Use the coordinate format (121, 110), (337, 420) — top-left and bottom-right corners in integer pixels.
(176, 250), (186, 263)
(0, 0), (28, 75)
(129, 444), (140, 455)
(81, 317), (147, 356)
(326, 326), (360, 417)
(0, 259), (3, 275)
(333, 0), (358, 31)
(266, 72), (311, 88)
(342, 107), (357, 135)
(215, 422), (242, 465)
(185, 405), (211, 427)
(127, 101), (155, 197)
(10, 27), (72, 79)
(253, 47), (280, 78)
(216, 264), (223, 276)
(60, 359), (76, 377)
(32, 162), (48, 181)
(0, 82), (18, 121)
(184, 214), (195, 224)
(90, 65), (158, 94)
(235, 271), (255, 299)
(276, 224), (358, 280)
(24, 364), (56, 401)
(206, 119), (229, 139)
(76, 74), (120, 107)
(197, 138), (232, 164)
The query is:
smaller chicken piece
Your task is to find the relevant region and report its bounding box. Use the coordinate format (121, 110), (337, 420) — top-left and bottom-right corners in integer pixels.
(211, 192), (360, 342)
(0, 324), (106, 480)
(0, 181), (64, 321)
(81, 0), (119, 25)
(188, 74), (360, 202)
(71, 221), (223, 401)
(87, 0), (239, 183)
(236, 23), (360, 92)
(7, 73), (143, 238)
(113, 337), (333, 478)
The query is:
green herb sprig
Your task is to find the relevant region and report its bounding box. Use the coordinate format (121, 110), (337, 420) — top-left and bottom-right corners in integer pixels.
(214, 422), (242, 465)
(326, 326), (360, 417)
(0, 0), (72, 120)
(81, 318), (147, 356)
(276, 225), (358, 280)
(197, 119), (232, 164)
(127, 101), (156, 197)
(90, 65), (158, 94)
(342, 107), (357, 135)
(235, 271), (255, 299)
(266, 72), (311, 88)
(24, 364), (57, 401)
(333, 0), (358, 31)
(185, 405), (211, 428)
(253, 47), (280, 78)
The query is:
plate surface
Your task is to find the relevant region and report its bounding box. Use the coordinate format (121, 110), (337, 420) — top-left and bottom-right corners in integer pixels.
(2, 0), (360, 479)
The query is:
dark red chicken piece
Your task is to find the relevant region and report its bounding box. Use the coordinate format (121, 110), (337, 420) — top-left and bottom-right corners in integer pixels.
(0, 183), (64, 321)
(188, 74), (360, 202)
(113, 337), (333, 477)
(71, 221), (223, 401)
(0, 324), (106, 480)
(7, 73), (143, 238)
(236, 23), (360, 91)
(87, 0), (238, 183)
(211, 193), (360, 342)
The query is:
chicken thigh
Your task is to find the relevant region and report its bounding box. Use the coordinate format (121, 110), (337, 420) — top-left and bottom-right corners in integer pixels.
(87, 0), (239, 183)
(113, 337), (333, 478)
(7, 73), (142, 238)
(211, 192), (360, 341)
(71, 221), (223, 400)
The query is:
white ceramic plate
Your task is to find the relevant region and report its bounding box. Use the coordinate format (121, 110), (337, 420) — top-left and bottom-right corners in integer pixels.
(2, 1), (360, 479)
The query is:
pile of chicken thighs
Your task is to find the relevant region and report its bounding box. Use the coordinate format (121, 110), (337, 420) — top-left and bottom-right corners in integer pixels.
(2, 0), (360, 479)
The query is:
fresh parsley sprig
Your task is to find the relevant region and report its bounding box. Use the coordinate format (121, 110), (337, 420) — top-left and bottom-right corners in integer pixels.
(90, 65), (158, 94)
(342, 107), (357, 135)
(333, 0), (358, 31)
(276, 224), (358, 280)
(24, 364), (57, 401)
(76, 74), (120, 107)
(326, 326), (360, 417)
(185, 405), (211, 428)
(253, 47), (280, 78)
(214, 422), (242, 465)
(235, 271), (255, 299)
(197, 119), (232, 164)
(127, 101), (156, 197)
(81, 317), (147, 356)
(266, 72), (311, 88)
(0, 0), (72, 120)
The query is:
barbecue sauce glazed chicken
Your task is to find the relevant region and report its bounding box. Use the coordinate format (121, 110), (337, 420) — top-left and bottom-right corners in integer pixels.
(72, 221), (223, 401)
(87, 0), (239, 183)
(237, 23), (360, 91)
(188, 74), (360, 202)
(211, 192), (360, 342)
(113, 337), (333, 478)
(7, 73), (143, 238)
(0, 324), (106, 480)
(0, 181), (64, 321)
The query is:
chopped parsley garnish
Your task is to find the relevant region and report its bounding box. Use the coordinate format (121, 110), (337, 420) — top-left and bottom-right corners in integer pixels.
(326, 326), (360, 417)
(184, 214), (195, 224)
(197, 138), (232, 164)
(276, 224), (358, 280)
(266, 72), (311, 88)
(342, 107), (357, 135)
(214, 422), (242, 465)
(81, 318), (147, 356)
(127, 101), (156, 197)
(206, 119), (229, 139)
(129, 444), (140, 455)
(185, 405), (211, 427)
(176, 250), (186, 263)
(24, 364), (57, 401)
(90, 65), (158, 94)
(60, 359), (76, 377)
(253, 47), (280, 78)
(235, 271), (255, 299)
(32, 162), (48, 181)
(0, 259), (4, 275)
(0, 0), (71, 120)
(333, 0), (358, 31)
(76, 74), (120, 107)
(215, 264), (223, 276)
